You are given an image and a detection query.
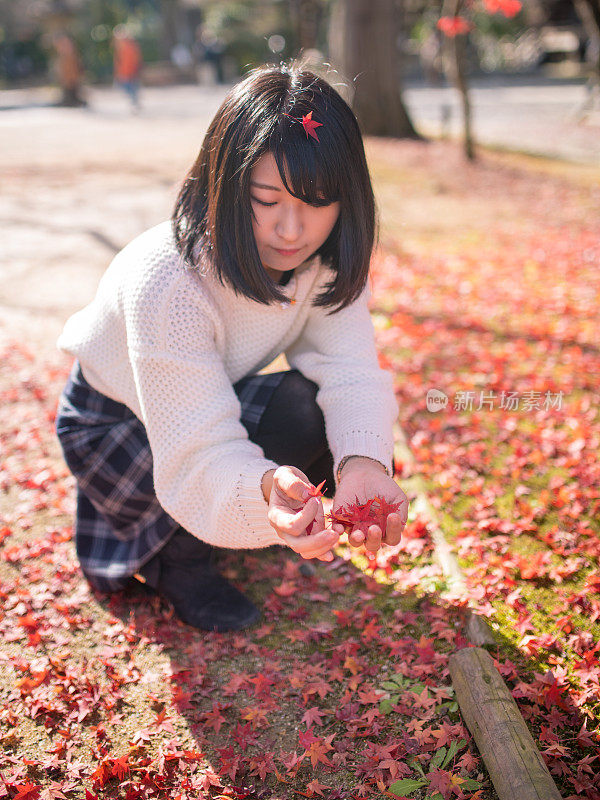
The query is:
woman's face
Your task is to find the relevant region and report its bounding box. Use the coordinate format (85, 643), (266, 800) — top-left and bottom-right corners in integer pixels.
(249, 152), (340, 281)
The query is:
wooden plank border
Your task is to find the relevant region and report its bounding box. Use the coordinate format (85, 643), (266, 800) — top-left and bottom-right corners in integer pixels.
(449, 648), (563, 800)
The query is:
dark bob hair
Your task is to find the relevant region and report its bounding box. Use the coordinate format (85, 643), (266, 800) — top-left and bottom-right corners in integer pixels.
(172, 61), (376, 312)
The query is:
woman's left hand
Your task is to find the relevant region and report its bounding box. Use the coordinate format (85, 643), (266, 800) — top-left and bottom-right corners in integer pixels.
(331, 457), (409, 556)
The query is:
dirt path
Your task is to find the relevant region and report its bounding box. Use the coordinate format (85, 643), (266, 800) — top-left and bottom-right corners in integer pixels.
(0, 85), (227, 352)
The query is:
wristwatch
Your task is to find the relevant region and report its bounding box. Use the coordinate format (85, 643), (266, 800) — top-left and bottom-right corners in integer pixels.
(336, 455), (390, 486)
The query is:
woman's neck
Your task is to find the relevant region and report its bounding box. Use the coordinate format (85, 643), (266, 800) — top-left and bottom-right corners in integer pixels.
(266, 267), (295, 285)
(265, 267), (283, 283)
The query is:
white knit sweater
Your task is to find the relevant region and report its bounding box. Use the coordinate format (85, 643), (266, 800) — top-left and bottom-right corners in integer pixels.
(57, 221), (398, 550)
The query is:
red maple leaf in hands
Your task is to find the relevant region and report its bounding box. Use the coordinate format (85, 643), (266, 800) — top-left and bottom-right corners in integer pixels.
(301, 111), (323, 141)
(369, 495), (403, 534)
(305, 480), (326, 534)
(328, 495), (402, 537)
(308, 479), (326, 498)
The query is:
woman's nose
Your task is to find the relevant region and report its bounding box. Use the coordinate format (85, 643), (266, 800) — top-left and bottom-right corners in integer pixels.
(275, 204), (302, 242)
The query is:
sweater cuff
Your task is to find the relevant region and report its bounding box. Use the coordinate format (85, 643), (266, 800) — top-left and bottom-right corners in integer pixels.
(332, 431), (393, 489)
(234, 458), (284, 549)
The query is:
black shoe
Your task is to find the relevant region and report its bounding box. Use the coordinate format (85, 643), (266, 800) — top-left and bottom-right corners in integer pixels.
(138, 528), (260, 633)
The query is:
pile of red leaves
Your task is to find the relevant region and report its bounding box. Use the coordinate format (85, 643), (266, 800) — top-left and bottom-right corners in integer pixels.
(329, 496), (403, 538)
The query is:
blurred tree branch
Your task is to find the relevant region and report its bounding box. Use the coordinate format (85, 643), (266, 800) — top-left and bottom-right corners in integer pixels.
(440, 0), (475, 160)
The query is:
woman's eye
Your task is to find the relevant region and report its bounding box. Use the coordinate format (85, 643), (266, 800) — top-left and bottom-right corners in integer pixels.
(251, 197), (276, 207)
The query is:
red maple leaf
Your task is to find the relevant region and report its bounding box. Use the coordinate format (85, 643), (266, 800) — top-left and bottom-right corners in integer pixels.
(12, 784), (42, 800)
(305, 778), (330, 797)
(458, 751), (479, 772)
(329, 494), (401, 537)
(90, 759), (112, 787)
(301, 111), (323, 141)
(201, 703), (228, 733)
(305, 734), (335, 768)
(426, 768), (453, 795)
(39, 782), (70, 800)
(371, 495), (403, 530)
(216, 745), (241, 782)
(299, 728), (319, 750)
(305, 480), (327, 534)
(111, 754), (130, 780)
(308, 479), (326, 498)
(151, 707), (176, 733)
(248, 672), (276, 697)
(437, 15), (471, 36)
(273, 580), (298, 597)
(301, 706), (329, 727)
(483, 0), (522, 17)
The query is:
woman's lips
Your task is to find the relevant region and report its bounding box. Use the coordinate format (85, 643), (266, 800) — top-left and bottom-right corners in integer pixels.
(272, 246), (302, 256)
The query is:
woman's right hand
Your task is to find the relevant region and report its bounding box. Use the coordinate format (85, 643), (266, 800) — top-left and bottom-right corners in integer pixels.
(265, 465), (340, 562)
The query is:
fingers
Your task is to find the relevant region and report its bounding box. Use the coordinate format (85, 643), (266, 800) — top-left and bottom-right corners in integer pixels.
(348, 528), (365, 548)
(272, 465), (312, 504)
(268, 495), (321, 535)
(384, 512), (404, 546)
(363, 524), (382, 557)
(312, 498), (325, 531)
(346, 524), (381, 556)
(279, 527), (339, 561)
(382, 495), (409, 545)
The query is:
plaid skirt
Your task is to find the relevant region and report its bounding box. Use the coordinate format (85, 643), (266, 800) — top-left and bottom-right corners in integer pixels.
(55, 360), (287, 593)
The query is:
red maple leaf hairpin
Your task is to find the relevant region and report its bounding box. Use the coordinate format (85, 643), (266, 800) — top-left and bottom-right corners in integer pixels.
(300, 111), (323, 141)
(284, 110), (323, 142)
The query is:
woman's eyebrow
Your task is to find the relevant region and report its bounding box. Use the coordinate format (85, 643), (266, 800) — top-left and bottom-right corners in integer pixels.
(250, 181), (281, 191)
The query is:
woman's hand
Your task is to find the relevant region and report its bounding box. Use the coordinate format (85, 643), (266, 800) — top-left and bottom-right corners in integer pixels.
(265, 465), (340, 562)
(333, 457), (409, 557)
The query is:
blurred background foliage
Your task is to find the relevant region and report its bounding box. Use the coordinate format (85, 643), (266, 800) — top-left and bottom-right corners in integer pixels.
(0, 0), (593, 87)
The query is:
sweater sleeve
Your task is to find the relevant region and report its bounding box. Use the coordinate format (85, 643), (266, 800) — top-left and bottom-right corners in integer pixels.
(284, 274), (398, 486)
(124, 271), (282, 550)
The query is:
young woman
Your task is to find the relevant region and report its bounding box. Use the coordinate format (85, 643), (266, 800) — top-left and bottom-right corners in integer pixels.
(55, 61), (408, 633)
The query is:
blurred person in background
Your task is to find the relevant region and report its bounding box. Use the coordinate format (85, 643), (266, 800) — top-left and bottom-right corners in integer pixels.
(53, 32), (87, 107)
(113, 25), (143, 113)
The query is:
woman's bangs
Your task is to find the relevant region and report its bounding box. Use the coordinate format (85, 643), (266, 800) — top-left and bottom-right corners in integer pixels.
(272, 131), (341, 206)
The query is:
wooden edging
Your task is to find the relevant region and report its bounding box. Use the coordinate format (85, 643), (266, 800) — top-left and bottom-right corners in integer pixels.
(392, 422), (494, 646)
(449, 648), (563, 800)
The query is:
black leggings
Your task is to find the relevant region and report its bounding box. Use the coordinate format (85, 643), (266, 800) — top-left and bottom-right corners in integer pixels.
(254, 370), (335, 496)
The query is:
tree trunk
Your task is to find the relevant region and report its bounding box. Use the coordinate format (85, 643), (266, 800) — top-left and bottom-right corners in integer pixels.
(159, 0), (181, 61)
(289, 0), (324, 53)
(441, 0), (475, 160)
(328, 0), (420, 138)
(574, 0), (600, 82)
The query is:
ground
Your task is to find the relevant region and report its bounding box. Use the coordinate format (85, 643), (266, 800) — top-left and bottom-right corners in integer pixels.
(0, 85), (599, 799)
